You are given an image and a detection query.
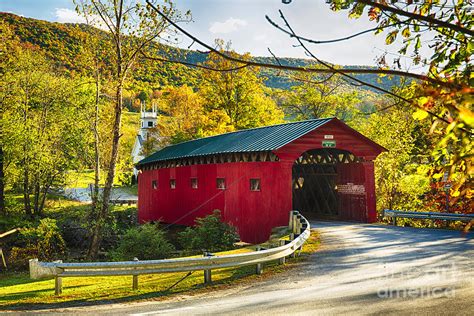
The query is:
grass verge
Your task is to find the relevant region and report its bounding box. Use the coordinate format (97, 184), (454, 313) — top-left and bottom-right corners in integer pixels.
(0, 230), (320, 310)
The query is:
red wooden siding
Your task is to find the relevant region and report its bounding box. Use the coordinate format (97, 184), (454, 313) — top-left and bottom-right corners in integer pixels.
(138, 119), (384, 243)
(138, 162), (292, 243)
(274, 119), (383, 162)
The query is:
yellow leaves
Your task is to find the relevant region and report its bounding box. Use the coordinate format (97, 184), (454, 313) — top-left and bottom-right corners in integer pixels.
(451, 190), (461, 198)
(413, 109), (429, 120)
(459, 107), (474, 126)
(401, 27), (411, 38)
(385, 30), (398, 45)
(445, 123), (459, 138)
(368, 7), (380, 21)
(417, 96), (430, 106)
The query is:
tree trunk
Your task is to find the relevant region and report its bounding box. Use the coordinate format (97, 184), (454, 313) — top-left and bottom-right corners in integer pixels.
(33, 180), (40, 216)
(23, 165), (31, 217)
(88, 81), (123, 259)
(91, 68), (101, 210)
(38, 183), (50, 217)
(88, 67), (102, 259)
(88, 3), (125, 259)
(0, 146), (4, 215)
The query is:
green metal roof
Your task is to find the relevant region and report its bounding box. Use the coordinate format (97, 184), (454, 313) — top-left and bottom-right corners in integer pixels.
(137, 118), (334, 166)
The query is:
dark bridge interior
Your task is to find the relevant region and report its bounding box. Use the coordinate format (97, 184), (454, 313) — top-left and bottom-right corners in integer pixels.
(292, 148), (364, 220)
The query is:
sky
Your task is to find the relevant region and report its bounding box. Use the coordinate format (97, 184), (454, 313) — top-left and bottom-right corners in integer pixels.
(0, 0), (423, 69)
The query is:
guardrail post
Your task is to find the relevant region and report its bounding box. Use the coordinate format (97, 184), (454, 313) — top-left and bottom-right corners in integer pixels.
(393, 216), (397, 226)
(54, 266), (63, 295)
(292, 211), (298, 234)
(295, 216), (302, 237)
(203, 252), (212, 284)
(289, 211), (294, 231)
(204, 269), (212, 284)
(290, 233), (296, 258)
(55, 276), (62, 295)
(132, 257), (139, 290)
(279, 240), (286, 265)
(256, 246), (263, 275)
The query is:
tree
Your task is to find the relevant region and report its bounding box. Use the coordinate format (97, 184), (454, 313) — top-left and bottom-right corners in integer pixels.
(0, 21), (22, 216)
(199, 40), (284, 129)
(2, 49), (91, 217)
(76, 0), (189, 258)
(359, 106), (431, 212)
(279, 70), (362, 122)
(154, 85), (233, 146)
(318, 0), (472, 225)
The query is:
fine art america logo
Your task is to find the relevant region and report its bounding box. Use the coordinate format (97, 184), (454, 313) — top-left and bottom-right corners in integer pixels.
(377, 262), (460, 299)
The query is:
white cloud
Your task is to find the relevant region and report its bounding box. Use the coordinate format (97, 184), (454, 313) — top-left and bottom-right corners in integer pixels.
(54, 8), (86, 24)
(209, 17), (247, 34)
(54, 8), (109, 31)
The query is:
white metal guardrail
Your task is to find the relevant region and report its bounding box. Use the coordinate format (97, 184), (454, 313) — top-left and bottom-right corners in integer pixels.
(383, 209), (474, 226)
(29, 211), (310, 295)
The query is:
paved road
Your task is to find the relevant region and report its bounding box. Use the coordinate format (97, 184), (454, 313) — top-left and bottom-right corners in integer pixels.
(40, 222), (474, 315)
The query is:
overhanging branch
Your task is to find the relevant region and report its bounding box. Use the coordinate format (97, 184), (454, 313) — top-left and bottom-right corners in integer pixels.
(356, 0), (474, 37)
(275, 9), (453, 126)
(145, 0), (453, 87)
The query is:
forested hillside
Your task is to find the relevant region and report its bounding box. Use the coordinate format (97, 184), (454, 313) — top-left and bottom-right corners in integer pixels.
(0, 12), (400, 94)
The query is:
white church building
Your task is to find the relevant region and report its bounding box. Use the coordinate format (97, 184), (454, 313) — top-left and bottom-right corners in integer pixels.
(131, 103), (158, 177)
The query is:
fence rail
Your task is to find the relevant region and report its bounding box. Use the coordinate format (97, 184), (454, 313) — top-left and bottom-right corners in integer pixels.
(383, 209), (474, 225)
(29, 211), (310, 295)
(1, 228), (20, 269)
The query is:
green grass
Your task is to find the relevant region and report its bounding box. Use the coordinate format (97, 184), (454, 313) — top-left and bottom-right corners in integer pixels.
(65, 170), (100, 188)
(0, 231), (320, 310)
(65, 170), (137, 189)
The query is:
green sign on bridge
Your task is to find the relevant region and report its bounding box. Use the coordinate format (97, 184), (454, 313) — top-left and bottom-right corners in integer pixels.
(322, 140), (336, 148)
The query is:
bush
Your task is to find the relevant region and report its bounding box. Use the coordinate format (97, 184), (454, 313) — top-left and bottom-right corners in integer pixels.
(178, 210), (239, 253)
(110, 223), (174, 261)
(8, 218), (66, 270)
(8, 246), (38, 270)
(35, 218), (67, 260)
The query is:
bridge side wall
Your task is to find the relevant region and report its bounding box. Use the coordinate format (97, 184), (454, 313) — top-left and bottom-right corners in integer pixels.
(138, 161), (292, 243)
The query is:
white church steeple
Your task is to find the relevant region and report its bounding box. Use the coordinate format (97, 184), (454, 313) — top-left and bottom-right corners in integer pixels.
(132, 102), (159, 179)
(139, 101), (158, 140)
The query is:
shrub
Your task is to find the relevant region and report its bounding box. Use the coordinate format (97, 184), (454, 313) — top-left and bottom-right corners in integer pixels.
(110, 223), (174, 261)
(35, 218), (67, 260)
(178, 210), (239, 253)
(8, 246), (39, 270)
(8, 218), (66, 269)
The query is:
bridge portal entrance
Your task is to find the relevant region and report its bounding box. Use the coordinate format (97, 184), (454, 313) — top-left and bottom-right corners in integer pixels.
(292, 148), (369, 221)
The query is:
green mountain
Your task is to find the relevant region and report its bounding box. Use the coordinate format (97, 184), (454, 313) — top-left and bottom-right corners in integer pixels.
(1, 12), (400, 92)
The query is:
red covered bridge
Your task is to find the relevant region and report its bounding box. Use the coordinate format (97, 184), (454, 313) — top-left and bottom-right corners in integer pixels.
(136, 118), (386, 243)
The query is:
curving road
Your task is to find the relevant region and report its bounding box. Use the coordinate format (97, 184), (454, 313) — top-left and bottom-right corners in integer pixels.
(43, 222), (474, 315)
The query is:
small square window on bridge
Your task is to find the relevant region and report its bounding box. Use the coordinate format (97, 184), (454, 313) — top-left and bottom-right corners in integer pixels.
(152, 180), (158, 190)
(191, 178), (198, 189)
(250, 179), (260, 191)
(170, 179), (176, 189)
(216, 178), (226, 190)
